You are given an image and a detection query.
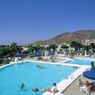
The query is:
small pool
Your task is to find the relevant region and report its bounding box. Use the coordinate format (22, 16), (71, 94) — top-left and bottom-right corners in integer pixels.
(64, 58), (95, 65)
(0, 62), (77, 95)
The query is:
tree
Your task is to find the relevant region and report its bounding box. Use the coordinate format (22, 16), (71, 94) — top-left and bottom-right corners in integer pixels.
(83, 45), (90, 55)
(9, 42), (23, 56)
(27, 44), (45, 55)
(90, 43), (95, 53)
(47, 44), (57, 51)
(0, 45), (11, 64)
(0, 46), (10, 57)
(28, 45), (35, 52)
(61, 45), (69, 50)
(31, 45), (45, 52)
(70, 41), (83, 51)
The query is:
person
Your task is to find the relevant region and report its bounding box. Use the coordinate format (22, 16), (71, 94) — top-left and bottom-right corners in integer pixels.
(20, 83), (25, 89)
(88, 84), (93, 94)
(78, 79), (84, 87)
(92, 81), (95, 91)
(32, 83), (59, 94)
(90, 61), (95, 70)
(51, 83), (59, 94)
(32, 88), (39, 92)
(36, 65), (45, 69)
(78, 79), (90, 87)
(32, 87), (52, 92)
(85, 81), (90, 86)
(88, 82), (95, 93)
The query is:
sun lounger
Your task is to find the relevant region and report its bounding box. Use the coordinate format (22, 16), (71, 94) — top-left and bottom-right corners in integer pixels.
(80, 85), (89, 94)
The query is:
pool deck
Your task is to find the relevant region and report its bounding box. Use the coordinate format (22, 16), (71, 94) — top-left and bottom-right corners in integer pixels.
(62, 75), (93, 95)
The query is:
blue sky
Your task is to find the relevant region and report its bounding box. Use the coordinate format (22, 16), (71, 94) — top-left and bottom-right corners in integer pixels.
(0, 0), (95, 44)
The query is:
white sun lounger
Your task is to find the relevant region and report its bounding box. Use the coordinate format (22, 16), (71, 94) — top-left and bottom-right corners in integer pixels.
(80, 85), (89, 95)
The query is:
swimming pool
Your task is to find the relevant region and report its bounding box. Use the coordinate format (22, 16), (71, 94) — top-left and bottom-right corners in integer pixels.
(64, 58), (95, 65)
(0, 61), (77, 95)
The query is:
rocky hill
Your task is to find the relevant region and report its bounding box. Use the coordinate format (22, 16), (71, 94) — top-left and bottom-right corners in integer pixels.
(33, 30), (95, 45)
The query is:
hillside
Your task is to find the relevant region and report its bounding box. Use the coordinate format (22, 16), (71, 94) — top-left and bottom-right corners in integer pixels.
(33, 30), (95, 45)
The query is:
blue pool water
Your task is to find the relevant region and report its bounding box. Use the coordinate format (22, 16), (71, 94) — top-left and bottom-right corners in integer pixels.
(0, 62), (77, 95)
(64, 58), (95, 65)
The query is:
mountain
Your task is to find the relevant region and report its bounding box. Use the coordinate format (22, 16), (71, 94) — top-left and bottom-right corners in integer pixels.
(33, 30), (95, 45)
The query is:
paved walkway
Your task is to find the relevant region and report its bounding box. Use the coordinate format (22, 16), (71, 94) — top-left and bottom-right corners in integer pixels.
(62, 75), (93, 95)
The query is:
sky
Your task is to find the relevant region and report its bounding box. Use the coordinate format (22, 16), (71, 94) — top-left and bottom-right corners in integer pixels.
(0, 0), (95, 44)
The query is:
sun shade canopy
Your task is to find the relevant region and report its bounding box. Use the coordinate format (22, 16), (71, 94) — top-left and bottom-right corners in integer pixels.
(83, 69), (95, 80)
